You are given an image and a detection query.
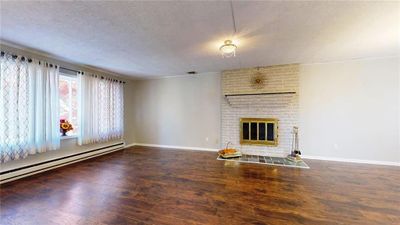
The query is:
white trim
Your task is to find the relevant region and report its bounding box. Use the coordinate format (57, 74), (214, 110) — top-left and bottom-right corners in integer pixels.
(127, 143), (400, 166)
(142, 72), (220, 81)
(302, 155), (400, 167)
(301, 55), (399, 66)
(60, 135), (78, 140)
(128, 143), (219, 152)
(124, 143), (136, 148)
(1, 142), (126, 184)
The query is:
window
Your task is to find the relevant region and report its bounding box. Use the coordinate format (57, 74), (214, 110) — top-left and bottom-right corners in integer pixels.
(59, 75), (78, 136)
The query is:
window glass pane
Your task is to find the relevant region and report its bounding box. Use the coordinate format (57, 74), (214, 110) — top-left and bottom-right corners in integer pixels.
(59, 75), (78, 136)
(259, 123), (266, 140)
(267, 123), (274, 141)
(251, 122), (257, 140)
(59, 78), (70, 121)
(243, 123), (249, 140)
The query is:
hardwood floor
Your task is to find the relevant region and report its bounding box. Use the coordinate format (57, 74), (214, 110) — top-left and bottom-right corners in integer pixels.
(1, 146), (399, 225)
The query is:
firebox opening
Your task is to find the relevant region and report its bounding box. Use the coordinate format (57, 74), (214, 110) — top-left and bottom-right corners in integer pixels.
(240, 118), (278, 146)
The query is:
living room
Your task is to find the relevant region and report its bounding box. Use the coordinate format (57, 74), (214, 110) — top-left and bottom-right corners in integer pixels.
(0, 1), (399, 224)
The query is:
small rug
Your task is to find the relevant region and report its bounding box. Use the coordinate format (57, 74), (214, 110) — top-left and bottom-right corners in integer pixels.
(217, 154), (310, 169)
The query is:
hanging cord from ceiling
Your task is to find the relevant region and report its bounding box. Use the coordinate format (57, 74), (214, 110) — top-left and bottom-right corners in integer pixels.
(230, 1), (237, 35)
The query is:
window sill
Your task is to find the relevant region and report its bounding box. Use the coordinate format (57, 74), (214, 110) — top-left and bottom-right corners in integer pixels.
(61, 135), (78, 140)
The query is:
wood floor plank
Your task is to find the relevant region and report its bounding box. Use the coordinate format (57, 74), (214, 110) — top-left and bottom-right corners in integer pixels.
(1, 146), (399, 225)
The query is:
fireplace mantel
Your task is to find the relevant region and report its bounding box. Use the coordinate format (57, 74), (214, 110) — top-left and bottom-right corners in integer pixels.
(225, 93), (296, 108)
(224, 91), (296, 97)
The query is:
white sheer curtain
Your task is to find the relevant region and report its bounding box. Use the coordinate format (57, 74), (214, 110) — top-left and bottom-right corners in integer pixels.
(0, 53), (60, 163)
(78, 72), (124, 145)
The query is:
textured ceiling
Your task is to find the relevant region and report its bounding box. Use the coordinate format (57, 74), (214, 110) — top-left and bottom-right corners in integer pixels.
(1, 1), (399, 78)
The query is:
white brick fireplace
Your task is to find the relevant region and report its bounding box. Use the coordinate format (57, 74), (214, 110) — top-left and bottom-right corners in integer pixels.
(221, 64), (299, 157)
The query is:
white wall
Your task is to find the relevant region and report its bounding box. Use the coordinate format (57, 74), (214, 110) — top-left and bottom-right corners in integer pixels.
(123, 81), (137, 144)
(299, 57), (400, 164)
(130, 73), (221, 149)
(128, 57), (399, 165)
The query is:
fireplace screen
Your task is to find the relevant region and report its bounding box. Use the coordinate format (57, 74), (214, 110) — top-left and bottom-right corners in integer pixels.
(240, 118), (278, 146)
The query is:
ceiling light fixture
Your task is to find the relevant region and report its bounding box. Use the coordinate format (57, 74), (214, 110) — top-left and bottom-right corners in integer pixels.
(220, 40), (237, 57)
(220, 1), (238, 58)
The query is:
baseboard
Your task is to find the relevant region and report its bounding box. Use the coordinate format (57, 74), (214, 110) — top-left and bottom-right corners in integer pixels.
(130, 143), (219, 152)
(124, 143), (136, 148)
(115, 143), (400, 167)
(0, 142), (127, 184)
(302, 155), (400, 166)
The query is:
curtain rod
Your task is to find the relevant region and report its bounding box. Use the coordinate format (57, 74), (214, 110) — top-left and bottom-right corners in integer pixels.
(77, 71), (126, 83)
(60, 66), (79, 74)
(1, 50), (126, 84)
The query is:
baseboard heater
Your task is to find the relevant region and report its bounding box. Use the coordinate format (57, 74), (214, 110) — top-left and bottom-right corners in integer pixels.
(0, 142), (125, 184)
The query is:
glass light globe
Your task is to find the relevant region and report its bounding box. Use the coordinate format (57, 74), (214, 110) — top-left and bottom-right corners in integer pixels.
(220, 40), (237, 57)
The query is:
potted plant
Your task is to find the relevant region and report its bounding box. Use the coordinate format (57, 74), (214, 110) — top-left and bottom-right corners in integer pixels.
(60, 119), (73, 136)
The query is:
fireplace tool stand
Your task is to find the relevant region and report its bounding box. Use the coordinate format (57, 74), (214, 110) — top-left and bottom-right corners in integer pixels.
(287, 126), (302, 162)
